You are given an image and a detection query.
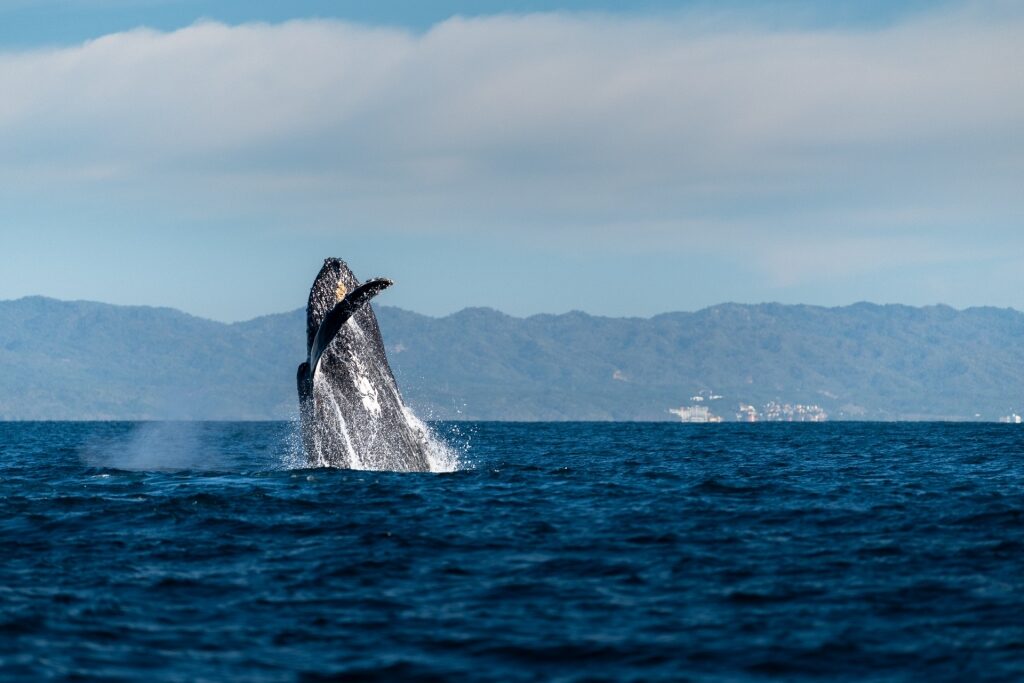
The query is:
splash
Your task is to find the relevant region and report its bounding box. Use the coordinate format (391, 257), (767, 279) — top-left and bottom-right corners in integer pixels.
(401, 406), (466, 473)
(309, 371), (362, 469)
(298, 371), (467, 472)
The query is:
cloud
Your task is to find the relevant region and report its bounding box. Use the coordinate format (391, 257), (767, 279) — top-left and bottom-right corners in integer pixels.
(0, 4), (1022, 265)
(757, 235), (1002, 287)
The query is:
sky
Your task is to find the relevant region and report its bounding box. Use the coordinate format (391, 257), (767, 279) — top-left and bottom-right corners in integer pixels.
(0, 0), (1021, 321)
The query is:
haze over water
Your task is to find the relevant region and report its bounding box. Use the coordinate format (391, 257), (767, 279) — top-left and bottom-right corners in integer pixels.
(2, 421), (1021, 681)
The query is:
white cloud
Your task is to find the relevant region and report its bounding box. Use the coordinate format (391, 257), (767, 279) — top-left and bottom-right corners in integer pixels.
(0, 5), (1022, 258)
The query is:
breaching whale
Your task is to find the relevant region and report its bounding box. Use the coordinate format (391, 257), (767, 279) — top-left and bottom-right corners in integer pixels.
(296, 258), (432, 471)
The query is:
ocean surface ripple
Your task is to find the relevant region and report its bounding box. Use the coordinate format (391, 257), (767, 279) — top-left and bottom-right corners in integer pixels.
(1, 421), (1022, 681)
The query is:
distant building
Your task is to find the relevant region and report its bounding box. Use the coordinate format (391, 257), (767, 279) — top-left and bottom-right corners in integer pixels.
(669, 405), (722, 423)
(760, 401), (827, 422)
(671, 395), (824, 423)
(999, 413), (1022, 424)
(736, 404), (759, 422)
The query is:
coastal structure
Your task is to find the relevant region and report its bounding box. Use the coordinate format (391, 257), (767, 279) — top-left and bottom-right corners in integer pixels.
(736, 404), (758, 422)
(669, 405), (723, 423)
(760, 401), (828, 422)
(733, 402), (828, 422)
(672, 397), (827, 423)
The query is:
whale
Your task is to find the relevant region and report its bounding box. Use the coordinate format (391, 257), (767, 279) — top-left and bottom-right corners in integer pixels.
(296, 258), (432, 471)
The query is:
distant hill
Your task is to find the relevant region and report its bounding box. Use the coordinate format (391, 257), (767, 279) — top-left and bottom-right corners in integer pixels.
(1, 296), (1022, 421)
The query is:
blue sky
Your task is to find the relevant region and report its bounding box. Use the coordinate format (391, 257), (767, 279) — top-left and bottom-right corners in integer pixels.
(0, 1), (957, 45)
(1, 0), (1021, 321)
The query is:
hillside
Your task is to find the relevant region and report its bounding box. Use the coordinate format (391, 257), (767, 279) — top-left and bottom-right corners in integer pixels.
(1, 297), (1022, 420)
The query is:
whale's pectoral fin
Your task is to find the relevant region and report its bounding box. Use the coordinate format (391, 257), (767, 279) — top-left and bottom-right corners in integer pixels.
(297, 361), (312, 403)
(343, 277), (393, 311)
(308, 278), (393, 379)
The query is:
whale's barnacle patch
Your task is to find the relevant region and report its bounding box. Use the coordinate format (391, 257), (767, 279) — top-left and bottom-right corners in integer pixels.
(335, 280), (348, 302)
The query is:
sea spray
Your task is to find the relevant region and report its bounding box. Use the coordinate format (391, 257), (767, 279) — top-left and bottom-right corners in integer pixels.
(298, 370), (467, 472)
(401, 406), (466, 473)
(79, 421), (225, 472)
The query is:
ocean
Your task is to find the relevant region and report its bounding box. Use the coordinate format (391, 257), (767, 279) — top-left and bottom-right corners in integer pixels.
(1, 421), (1022, 681)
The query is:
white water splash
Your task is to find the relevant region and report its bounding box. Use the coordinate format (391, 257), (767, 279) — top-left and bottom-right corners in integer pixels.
(297, 372), (468, 472)
(295, 314), (470, 472)
(401, 406), (465, 473)
(311, 371), (365, 470)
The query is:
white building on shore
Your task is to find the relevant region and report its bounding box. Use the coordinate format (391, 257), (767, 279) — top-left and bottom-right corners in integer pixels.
(669, 405), (723, 423)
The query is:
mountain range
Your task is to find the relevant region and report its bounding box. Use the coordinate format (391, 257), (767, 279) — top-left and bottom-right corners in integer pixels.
(2, 296), (1022, 421)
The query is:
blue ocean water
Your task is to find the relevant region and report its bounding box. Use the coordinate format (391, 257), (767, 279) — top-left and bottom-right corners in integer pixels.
(1, 421), (1022, 682)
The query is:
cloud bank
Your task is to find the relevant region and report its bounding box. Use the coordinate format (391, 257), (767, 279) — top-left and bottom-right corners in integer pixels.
(1, 4), (1022, 315)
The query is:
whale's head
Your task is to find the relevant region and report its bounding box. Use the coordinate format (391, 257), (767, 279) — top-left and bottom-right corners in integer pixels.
(305, 258), (374, 351)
